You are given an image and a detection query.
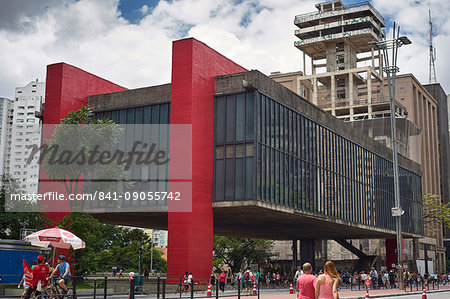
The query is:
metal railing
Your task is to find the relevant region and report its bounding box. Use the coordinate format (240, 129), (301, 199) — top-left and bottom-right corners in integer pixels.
(295, 2), (384, 26)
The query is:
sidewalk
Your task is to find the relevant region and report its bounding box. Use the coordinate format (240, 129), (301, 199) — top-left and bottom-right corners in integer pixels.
(338, 285), (450, 298)
(218, 285), (450, 299)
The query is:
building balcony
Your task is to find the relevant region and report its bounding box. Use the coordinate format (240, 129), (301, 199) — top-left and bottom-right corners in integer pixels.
(318, 97), (407, 111)
(294, 2), (385, 29)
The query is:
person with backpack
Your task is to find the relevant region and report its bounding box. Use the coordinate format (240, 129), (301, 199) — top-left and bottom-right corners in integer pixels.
(24, 256), (49, 299)
(243, 268), (252, 294)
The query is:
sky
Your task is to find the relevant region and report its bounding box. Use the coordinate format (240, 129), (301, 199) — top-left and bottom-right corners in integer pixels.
(0, 0), (449, 100)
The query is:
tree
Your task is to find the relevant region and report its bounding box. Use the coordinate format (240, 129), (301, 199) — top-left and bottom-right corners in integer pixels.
(40, 106), (130, 211)
(423, 193), (450, 233)
(213, 236), (275, 273)
(59, 212), (166, 275)
(0, 174), (45, 239)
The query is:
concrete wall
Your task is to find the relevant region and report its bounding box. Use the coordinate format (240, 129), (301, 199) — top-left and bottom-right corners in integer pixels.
(88, 84), (171, 111)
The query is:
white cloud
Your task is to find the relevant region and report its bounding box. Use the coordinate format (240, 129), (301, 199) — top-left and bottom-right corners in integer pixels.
(140, 5), (150, 15)
(373, 0), (450, 90)
(0, 0), (449, 100)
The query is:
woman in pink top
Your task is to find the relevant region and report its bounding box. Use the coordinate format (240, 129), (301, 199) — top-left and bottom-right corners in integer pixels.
(315, 261), (340, 299)
(219, 270), (227, 293)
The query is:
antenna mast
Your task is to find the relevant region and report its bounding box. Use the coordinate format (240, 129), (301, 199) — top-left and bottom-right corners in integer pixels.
(428, 9), (437, 84)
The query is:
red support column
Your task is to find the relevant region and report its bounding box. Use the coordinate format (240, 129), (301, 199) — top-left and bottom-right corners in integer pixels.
(41, 62), (126, 223)
(167, 38), (246, 282)
(386, 238), (406, 270)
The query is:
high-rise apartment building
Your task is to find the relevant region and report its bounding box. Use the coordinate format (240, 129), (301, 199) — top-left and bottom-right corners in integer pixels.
(5, 81), (45, 194)
(0, 97), (13, 177)
(271, 0), (447, 272)
(144, 229), (168, 247)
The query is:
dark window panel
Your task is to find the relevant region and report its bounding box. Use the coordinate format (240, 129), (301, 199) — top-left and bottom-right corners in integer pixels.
(275, 103), (280, 150)
(216, 97), (226, 144)
(245, 92), (254, 141)
(226, 95), (235, 143)
(225, 158), (235, 201)
(215, 159), (225, 201)
(160, 103), (169, 124)
(143, 106), (150, 124)
(245, 157), (253, 199)
(151, 105), (160, 124)
(257, 145), (261, 200)
(235, 158), (244, 200)
(236, 94), (245, 142)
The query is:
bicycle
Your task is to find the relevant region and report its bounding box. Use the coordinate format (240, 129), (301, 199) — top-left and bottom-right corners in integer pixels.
(46, 277), (72, 299)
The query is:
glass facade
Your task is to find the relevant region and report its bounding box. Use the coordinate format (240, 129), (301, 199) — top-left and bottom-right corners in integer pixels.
(94, 103), (170, 125)
(214, 91), (423, 235)
(92, 103), (171, 209)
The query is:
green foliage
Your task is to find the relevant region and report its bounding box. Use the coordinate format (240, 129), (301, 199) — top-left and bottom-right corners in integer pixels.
(40, 105), (129, 210)
(423, 194), (450, 233)
(59, 212), (166, 275)
(0, 174), (45, 239)
(213, 236), (275, 273)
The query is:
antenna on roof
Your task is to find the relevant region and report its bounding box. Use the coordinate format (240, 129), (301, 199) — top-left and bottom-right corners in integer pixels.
(428, 9), (437, 84)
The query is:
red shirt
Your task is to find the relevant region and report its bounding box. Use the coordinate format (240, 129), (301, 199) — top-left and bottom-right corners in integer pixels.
(31, 264), (49, 287)
(297, 274), (317, 299)
(219, 272), (227, 283)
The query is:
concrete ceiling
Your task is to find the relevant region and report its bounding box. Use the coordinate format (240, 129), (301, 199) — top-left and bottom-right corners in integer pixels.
(91, 200), (421, 240)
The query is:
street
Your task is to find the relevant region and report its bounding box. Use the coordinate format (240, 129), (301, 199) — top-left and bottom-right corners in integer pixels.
(373, 293), (449, 299)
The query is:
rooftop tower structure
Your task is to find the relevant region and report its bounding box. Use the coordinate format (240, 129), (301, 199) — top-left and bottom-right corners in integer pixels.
(293, 0), (408, 121)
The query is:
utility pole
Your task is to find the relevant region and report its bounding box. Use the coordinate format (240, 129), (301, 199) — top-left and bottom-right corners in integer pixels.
(369, 23), (411, 290)
(150, 230), (155, 273)
(138, 245), (143, 273)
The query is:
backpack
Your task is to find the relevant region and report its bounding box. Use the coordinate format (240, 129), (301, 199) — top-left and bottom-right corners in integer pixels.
(244, 272), (249, 280)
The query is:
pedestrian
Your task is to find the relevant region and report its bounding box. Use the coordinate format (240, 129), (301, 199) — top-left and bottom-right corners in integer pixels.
(24, 256), (49, 299)
(297, 263), (316, 299)
(282, 272), (288, 287)
(275, 272), (281, 288)
(388, 270), (395, 288)
(183, 272), (189, 291)
(294, 266), (304, 291)
(18, 274), (31, 299)
(244, 268), (252, 294)
(254, 270), (260, 285)
(230, 272), (237, 289)
(315, 261), (340, 299)
(210, 271), (216, 292)
(188, 272), (193, 291)
(219, 269), (227, 293)
(238, 269), (245, 291)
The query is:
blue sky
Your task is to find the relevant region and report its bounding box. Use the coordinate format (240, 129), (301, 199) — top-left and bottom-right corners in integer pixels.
(0, 0), (449, 100)
(118, 0), (160, 24)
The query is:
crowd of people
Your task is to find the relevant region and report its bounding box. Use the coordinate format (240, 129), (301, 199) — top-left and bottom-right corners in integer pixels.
(200, 262), (450, 298)
(18, 255), (71, 299)
(338, 268), (448, 289)
(202, 260), (340, 299)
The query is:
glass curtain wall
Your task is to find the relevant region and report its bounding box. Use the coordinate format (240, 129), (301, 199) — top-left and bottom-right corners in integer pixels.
(214, 91), (423, 235)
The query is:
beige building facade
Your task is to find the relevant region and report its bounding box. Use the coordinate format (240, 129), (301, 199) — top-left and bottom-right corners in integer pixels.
(270, 0), (446, 273)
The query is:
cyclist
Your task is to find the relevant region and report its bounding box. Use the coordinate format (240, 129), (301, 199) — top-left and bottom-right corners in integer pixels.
(24, 255), (49, 299)
(49, 255), (71, 294)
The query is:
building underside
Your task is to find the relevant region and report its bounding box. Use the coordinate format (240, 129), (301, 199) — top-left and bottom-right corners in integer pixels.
(91, 201), (422, 240)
